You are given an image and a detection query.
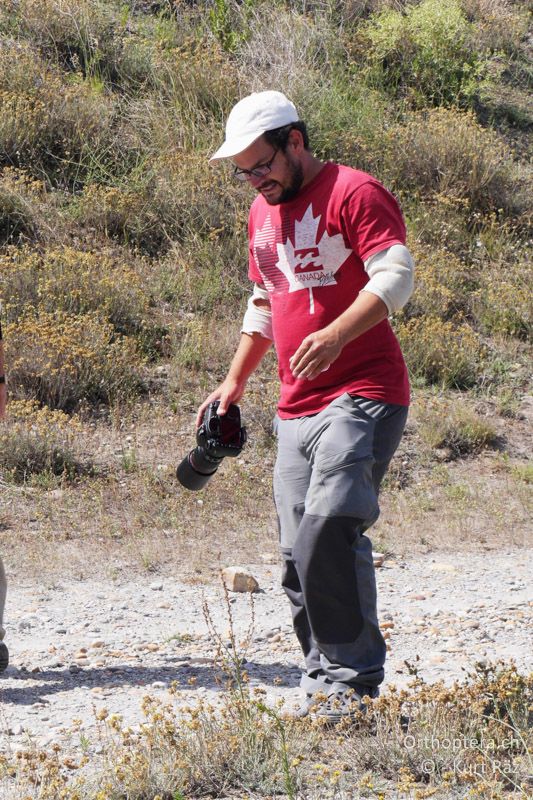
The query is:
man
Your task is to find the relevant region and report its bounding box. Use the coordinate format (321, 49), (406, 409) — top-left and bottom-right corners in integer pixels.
(197, 91), (413, 721)
(0, 316), (8, 672)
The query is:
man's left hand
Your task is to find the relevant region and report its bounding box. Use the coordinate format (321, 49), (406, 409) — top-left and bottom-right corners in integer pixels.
(289, 328), (343, 381)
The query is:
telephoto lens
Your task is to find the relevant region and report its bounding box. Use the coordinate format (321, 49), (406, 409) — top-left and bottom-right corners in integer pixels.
(176, 449), (222, 491)
(176, 402), (246, 491)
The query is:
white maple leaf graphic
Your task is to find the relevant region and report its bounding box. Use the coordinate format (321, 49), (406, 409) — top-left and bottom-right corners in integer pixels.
(275, 205), (352, 313)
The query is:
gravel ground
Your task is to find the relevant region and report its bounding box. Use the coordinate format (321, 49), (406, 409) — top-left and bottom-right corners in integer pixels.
(0, 548), (531, 756)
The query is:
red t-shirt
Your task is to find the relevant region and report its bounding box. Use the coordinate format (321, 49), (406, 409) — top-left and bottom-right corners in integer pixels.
(248, 162), (410, 418)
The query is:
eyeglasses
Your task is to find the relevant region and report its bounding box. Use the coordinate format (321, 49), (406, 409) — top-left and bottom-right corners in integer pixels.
(233, 149), (278, 182)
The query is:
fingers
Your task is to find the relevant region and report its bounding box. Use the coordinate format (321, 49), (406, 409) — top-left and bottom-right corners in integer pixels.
(217, 395), (230, 417)
(195, 382), (241, 427)
(195, 398), (212, 429)
(297, 361), (331, 381)
(195, 392), (220, 428)
(303, 363), (331, 381)
(290, 343), (325, 380)
(288, 341), (312, 377)
(289, 334), (338, 380)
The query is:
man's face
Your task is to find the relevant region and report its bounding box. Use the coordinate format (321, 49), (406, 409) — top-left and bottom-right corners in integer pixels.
(232, 135), (304, 205)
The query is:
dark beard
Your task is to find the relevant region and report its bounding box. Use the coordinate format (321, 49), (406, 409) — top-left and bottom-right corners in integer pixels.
(266, 160), (304, 205)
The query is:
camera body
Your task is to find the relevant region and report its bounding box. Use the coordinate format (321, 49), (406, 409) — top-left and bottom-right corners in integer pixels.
(176, 401), (247, 490)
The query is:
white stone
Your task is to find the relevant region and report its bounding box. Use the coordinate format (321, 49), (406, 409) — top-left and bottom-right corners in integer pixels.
(221, 567), (260, 593)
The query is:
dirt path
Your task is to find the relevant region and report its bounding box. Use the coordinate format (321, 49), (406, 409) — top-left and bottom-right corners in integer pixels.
(0, 549), (531, 756)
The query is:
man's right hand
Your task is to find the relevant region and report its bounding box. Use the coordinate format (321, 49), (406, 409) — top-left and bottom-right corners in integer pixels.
(195, 377), (246, 428)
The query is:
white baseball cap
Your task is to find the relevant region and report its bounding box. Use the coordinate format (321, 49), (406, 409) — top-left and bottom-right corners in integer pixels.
(210, 91), (299, 162)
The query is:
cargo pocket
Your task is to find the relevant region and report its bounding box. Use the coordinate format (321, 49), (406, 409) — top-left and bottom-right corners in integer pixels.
(317, 454), (379, 521)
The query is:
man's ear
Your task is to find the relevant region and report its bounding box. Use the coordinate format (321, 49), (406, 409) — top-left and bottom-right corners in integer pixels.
(288, 128), (305, 153)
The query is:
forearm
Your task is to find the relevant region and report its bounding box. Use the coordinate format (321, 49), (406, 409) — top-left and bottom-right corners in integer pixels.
(227, 332), (272, 384)
(326, 291), (389, 350)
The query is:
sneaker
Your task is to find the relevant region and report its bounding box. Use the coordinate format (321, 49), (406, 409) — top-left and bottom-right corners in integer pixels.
(285, 689), (329, 719)
(0, 641), (8, 673)
(313, 682), (378, 725)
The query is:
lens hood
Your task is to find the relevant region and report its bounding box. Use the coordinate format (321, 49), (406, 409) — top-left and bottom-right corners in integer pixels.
(176, 449), (220, 491)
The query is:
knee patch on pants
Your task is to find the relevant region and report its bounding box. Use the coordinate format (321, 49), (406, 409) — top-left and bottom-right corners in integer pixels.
(292, 514), (365, 644)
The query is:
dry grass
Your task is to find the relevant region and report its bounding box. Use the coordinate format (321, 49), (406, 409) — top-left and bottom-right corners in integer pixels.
(378, 458), (532, 554)
(0, 644), (530, 799)
(476, 251), (533, 341)
(0, 399), (89, 484)
(416, 396), (498, 457)
(0, 169), (61, 245)
(0, 382), (531, 592)
(0, 245), (149, 333)
(0, 38), (116, 186)
(463, 0), (531, 55)
(395, 315), (487, 388)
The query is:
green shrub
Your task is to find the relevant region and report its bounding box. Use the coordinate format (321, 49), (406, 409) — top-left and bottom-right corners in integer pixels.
(476, 258), (533, 340)
(381, 107), (519, 214)
(0, 399), (87, 482)
(0, 169), (46, 243)
(207, 0), (255, 54)
(0, 40), (116, 185)
(73, 151), (249, 255)
(401, 240), (473, 321)
(364, 0), (484, 107)
(417, 396), (497, 456)
(395, 315), (486, 388)
(5, 311), (145, 411)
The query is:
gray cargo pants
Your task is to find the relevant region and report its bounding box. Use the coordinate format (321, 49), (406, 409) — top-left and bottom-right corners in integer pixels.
(273, 392), (408, 694)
